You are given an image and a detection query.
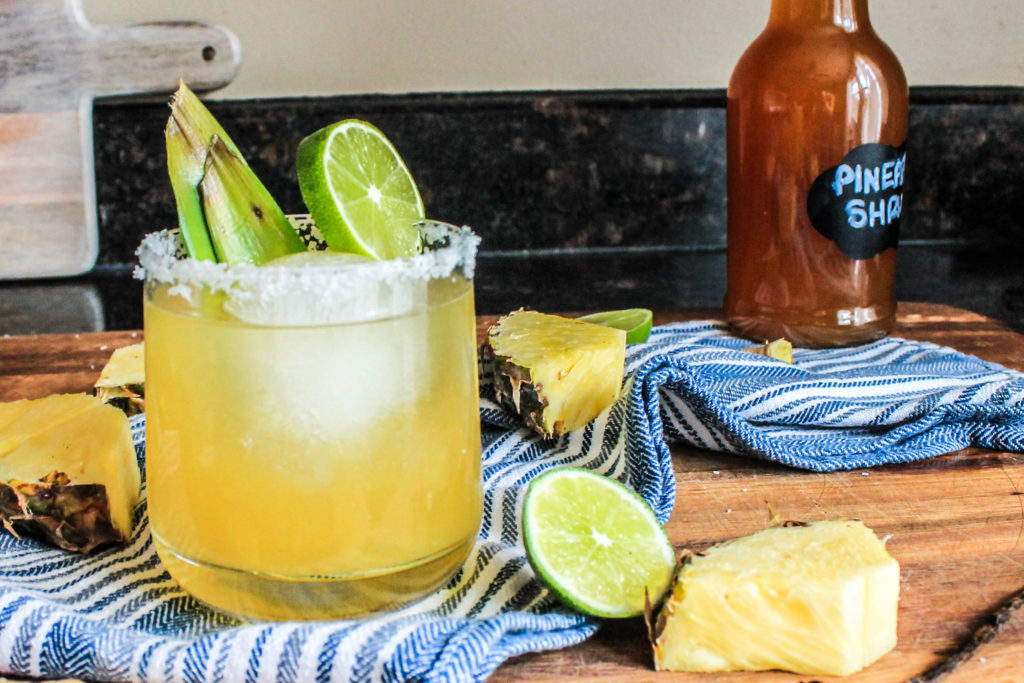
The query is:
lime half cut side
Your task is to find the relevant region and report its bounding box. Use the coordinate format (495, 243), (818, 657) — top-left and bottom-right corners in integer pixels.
(578, 308), (654, 344)
(296, 119), (424, 260)
(523, 467), (676, 618)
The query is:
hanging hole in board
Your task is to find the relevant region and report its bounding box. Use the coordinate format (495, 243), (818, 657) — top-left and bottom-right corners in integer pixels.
(202, 46), (216, 62)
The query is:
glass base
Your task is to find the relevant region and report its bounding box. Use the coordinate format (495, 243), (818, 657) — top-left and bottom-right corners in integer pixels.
(153, 533), (475, 621)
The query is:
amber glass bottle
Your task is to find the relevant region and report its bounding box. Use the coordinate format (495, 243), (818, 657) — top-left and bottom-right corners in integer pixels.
(724, 0), (908, 347)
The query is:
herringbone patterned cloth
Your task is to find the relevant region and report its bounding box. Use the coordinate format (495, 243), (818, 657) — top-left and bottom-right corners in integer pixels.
(1, 321), (1022, 682)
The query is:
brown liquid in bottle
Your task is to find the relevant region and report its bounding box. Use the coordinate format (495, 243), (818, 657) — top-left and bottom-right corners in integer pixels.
(724, 0), (908, 347)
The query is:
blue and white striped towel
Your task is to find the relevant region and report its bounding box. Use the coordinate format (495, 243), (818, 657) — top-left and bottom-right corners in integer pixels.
(1, 320), (1023, 682)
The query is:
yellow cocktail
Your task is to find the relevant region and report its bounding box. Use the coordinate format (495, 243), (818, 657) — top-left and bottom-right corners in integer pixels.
(139, 221), (482, 620)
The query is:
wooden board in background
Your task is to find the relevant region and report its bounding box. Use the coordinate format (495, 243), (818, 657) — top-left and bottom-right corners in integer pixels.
(0, 0), (239, 279)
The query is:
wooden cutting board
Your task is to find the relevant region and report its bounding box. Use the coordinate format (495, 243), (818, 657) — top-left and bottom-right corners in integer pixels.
(1, 303), (1022, 681)
(0, 0), (239, 279)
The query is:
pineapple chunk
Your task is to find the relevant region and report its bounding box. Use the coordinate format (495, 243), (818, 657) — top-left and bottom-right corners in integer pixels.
(94, 342), (145, 415)
(743, 338), (793, 363)
(481, 310), (626, 437)
(654, 520), (899, 676)
(0, 394), (141, 552)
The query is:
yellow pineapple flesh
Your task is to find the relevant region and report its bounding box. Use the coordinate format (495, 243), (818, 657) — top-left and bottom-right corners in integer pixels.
(0, 394), (141, 552)
(743, 338), (794, 363)
(94, 342), (145, 415)
(654, 519), (899, 676)
(481, 310), (626, 437)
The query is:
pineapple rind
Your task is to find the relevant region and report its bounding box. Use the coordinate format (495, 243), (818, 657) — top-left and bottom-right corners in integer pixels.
(94, 386), (145, 417)
(483, 311), (626, 437)
(654, 520), (899, 676)
(0, 394), (141, 551)
(0, 478), (124, 553)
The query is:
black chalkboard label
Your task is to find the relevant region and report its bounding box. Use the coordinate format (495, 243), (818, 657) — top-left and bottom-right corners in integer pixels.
(806, 142), (907, 260)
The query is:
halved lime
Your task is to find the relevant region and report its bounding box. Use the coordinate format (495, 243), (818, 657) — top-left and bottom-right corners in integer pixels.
(522, 467), (676, 618)
(577, 308), (654, 344)
(296, 119), (424, 260)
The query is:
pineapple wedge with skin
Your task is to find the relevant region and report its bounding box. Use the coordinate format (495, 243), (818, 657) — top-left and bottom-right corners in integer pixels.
(654, 520), (899, 676)
(199, 135), (306, 265)
(481, 310), (626, 437)
(0, 394), (141, 552)
(166, 80), (305, 264)
(94, 342), (145, 416)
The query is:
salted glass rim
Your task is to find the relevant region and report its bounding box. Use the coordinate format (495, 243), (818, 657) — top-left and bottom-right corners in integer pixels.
(135, 218), (481, 293)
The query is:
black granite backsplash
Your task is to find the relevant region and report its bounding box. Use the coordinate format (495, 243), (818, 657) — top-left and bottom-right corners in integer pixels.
(93, 87), (1024, 266)
(3, 87), (1022, 336)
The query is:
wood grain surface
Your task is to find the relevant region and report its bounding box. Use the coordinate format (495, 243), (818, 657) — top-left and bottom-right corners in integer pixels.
(0, 0), (239, 279)
(1, 302), (1023, 682)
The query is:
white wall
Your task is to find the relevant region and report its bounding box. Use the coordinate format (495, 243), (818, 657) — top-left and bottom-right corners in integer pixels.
(83, 0), (1024, 100)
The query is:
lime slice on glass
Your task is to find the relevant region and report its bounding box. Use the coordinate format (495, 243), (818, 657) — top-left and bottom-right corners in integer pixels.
(296, 119), (424, 259)
(522, 467), (676, 618)
(578, 308), (654, 344)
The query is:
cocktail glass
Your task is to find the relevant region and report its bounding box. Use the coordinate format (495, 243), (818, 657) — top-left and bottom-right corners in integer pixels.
(137, 218), (482, 620)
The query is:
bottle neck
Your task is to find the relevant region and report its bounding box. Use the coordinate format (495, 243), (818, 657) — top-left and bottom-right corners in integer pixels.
(768, 0), (871, 32)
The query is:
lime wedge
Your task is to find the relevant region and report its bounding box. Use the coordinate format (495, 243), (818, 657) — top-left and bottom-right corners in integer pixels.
(523, 467), (676, 618)
(296, 119), (424, 260)
(577, 308), (654, 344)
